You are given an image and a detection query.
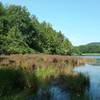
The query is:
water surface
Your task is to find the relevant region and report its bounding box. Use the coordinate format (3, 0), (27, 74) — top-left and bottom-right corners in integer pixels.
(74, 56), (100, 100)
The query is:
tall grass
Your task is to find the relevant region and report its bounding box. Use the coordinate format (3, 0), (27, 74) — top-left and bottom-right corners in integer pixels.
(0, 54), (95, 69)
(0, 54), (94, 99)
(0, 68), (39, 100)
(35, 66), (56, 80)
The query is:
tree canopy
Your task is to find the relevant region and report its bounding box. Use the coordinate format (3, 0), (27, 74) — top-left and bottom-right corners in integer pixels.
(77, 42), (100, 54)
(0, 2), (73, 55)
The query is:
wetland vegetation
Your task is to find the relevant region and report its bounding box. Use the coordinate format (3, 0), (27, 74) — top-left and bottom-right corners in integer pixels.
(0, 2), (99, 100)
(0, 54), (95, 100)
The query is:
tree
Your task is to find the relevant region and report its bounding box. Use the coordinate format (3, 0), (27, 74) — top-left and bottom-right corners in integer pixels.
(0, 26), (33, 54)
(0, 2), (73, 55)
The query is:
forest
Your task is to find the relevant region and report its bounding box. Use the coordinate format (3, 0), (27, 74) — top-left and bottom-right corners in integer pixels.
(0, 2), (73, 55)
(1, 2), (100, 56)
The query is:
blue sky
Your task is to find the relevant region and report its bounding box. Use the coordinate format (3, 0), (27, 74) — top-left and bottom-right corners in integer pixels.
(1, 0), (100, 45)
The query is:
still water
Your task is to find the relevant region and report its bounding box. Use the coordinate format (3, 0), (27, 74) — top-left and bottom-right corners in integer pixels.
(74, 56), (100, 100)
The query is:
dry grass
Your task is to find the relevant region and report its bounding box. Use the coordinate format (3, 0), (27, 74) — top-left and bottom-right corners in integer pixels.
(0, 54), (95, 70)
(0, 54), (95, 84)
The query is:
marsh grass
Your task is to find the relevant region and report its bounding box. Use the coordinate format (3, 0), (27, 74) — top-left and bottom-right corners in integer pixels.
(0, 56), (7, 62)
(0, 68), (39, 98)
(0, 54), (94, 99)
(0, 54), (95, 69)
(35, 67), (56, 89)
(35, 67), (56, 81)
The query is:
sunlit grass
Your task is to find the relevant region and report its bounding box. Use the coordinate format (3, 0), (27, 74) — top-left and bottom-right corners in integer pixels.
(35, 66), (56, 80)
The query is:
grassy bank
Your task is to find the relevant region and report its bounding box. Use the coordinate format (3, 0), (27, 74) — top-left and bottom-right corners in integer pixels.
(0, 54), (95, 99)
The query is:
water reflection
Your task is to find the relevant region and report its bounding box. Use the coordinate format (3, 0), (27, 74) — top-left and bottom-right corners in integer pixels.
(70, 92), (90, 100)
(34, 85), (89, 100)
(79, 56), (100, 59)
(50, 86), (70, 100)
(74, 59), (100, 100)
(34, 73), (89, 100)
(34, 86), (70, 100)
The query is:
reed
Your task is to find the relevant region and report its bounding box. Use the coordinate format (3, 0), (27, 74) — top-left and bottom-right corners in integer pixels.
(0, 54), (94, 99)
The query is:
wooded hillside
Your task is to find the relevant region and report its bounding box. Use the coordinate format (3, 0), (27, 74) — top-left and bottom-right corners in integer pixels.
(0, 2), (73, 55)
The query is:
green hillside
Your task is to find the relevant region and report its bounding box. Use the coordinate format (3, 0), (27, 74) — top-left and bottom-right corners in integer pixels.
(77, 42), (100, 54)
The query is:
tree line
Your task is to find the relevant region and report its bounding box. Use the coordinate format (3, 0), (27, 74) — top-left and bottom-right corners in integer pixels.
(77, 42), (100, 54)
(0, 2), (73, 55)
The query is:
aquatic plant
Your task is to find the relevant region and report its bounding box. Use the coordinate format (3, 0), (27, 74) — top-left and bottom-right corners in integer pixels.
(53, 73), (90, 93)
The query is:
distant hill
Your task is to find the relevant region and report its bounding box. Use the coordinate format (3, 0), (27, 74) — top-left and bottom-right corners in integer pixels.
(77, 42), (100, 53)
(87, 42), (100, 46)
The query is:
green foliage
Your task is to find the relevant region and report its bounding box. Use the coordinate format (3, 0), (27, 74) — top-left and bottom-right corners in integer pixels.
(0, 2), (73, 55)
(0, 27), (33, 54)
(77, 42), (100, 54)
(71, 47), (82, 55)
(0, 2), (5, 16)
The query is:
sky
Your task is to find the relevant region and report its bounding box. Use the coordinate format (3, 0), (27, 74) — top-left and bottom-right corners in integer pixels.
(0, 0), (100, 46)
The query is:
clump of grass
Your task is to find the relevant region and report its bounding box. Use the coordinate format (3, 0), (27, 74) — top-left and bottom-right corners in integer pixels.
(0, 56), (7, 62)
(22, 70), (38, 92)
(34, 65), (75, 88)
(52, 58), (58, 63)
(35, 66), (57, 80)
